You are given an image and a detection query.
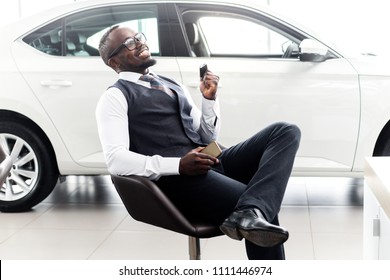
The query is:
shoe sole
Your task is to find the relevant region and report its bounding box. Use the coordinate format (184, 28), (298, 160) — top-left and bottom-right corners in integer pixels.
(219, 221), (243, 241)
(238, 226), (289, 247)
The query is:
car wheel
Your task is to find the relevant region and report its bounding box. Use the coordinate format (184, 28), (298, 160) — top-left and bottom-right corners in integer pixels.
(0, 121), (59, 212)
(374, 123), (390, 156)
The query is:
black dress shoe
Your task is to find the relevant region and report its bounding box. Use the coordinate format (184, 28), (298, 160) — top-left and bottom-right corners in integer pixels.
(220, 208), (289, 247)
(218, 210), (244, 241)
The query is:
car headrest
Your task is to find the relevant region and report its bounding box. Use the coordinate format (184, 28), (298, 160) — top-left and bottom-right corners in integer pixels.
(185, 23), (199, 45)
(67, 31), (87, 44)
(49, 32), (61, 44)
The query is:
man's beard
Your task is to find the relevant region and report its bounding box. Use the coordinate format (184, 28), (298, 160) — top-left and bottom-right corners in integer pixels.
(139, 58), (157, 69)
(122, 58), (157, 72)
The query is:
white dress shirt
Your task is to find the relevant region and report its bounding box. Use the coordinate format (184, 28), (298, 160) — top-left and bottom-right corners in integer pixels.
(96, 71), (221, 180)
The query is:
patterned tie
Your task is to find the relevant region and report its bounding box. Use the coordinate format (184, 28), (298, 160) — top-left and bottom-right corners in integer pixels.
(139, 74), (174, 97)
(140, 73), (205, 145)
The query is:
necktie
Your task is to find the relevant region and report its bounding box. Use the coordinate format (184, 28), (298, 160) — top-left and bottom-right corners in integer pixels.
(139, 74), (174, 97)
(139, 74), (205, 145)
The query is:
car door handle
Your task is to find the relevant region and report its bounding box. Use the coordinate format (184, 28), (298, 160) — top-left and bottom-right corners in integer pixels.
(40, 80), (73, 88)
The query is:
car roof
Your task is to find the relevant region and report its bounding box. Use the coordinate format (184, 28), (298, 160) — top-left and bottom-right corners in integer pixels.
(0, 0), (284, 37)
(1, 0), (332, 53)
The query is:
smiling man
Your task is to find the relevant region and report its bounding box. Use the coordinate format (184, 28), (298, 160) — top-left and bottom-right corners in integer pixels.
(96, 25), (301, 260)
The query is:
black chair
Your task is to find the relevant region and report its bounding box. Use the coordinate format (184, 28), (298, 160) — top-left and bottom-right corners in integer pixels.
(0, 143), (13, 186)
(111, 175), (223, 259)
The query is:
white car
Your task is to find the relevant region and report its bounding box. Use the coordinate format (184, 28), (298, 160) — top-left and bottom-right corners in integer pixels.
(1, 0), (390, 212)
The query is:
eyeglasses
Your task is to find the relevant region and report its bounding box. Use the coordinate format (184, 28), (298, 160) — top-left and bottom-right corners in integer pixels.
(108, 33), (147, 59)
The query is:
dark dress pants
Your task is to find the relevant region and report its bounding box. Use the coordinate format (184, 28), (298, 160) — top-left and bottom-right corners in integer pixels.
(156, 122), (301, 260)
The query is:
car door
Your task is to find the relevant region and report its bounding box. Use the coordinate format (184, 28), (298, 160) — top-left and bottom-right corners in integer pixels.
(173, 3), (360, 174)
(12, 3), (181, 171)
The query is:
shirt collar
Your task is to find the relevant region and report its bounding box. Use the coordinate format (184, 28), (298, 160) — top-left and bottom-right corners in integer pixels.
(118, 70), (155, 83)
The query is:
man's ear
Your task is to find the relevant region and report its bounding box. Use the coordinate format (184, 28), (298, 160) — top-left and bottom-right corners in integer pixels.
(108, 57), (120, 70)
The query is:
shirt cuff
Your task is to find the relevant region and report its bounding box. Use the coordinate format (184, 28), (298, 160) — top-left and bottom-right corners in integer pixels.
(159, 157), (181, 176)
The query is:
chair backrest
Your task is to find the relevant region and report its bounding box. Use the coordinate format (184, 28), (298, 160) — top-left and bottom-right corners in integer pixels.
(0, 143), (13, 185)
(111, 175), (222, 238)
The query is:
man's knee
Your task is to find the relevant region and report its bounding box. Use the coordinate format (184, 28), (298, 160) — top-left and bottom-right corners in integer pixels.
(286, 122), (301, 141)
(274, 122), (301, 144)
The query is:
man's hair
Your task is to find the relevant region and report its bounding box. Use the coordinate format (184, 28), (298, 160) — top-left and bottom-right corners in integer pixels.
(99, 25), (119, 65)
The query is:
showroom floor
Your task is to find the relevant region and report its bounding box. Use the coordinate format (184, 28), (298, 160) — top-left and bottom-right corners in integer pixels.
(0, 176), (363, 260)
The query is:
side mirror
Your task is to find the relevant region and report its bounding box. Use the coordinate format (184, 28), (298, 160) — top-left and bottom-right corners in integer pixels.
(299, 39), (329, 62)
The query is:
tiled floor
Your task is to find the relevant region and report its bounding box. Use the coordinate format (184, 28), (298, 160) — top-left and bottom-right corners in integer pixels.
(0, 176), (363, 260)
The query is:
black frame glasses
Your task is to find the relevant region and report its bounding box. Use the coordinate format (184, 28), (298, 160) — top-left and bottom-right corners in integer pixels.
(108, 33), (147, 59)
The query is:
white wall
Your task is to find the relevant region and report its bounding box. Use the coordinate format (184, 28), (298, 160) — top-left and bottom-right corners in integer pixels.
(0, 0), (389, 57)
(269, 0), (390, 57)
(0, 0), (77, 26)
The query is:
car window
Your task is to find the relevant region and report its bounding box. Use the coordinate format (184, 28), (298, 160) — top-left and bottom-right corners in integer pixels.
(199, 16), (288, 56)
(23, 4), (160, 57)
(179, 5), (300, 58)
(23, 19), (63, 55)
(86, 18), (159, 55)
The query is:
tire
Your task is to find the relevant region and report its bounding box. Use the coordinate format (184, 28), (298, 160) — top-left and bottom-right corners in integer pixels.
(374, 124), (390, 156)
(0, 120), (59, 212)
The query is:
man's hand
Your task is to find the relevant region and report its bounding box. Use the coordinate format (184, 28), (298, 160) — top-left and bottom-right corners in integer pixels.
(179, 147), (219, 176)
(200, 70), (219, 100)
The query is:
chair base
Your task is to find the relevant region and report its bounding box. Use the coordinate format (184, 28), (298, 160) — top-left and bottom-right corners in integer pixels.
(189, 236), (201, 260)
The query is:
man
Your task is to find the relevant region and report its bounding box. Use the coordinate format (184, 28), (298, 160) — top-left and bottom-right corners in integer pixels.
(96, 25), (301, 259)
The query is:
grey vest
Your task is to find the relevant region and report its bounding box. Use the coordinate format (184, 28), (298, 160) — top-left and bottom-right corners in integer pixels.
(111, 76), (205, 157)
